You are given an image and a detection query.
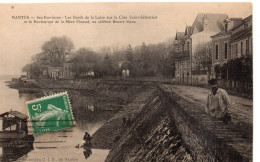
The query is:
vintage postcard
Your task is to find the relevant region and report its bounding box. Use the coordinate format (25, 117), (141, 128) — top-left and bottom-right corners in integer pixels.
(0, 2), (253, 162)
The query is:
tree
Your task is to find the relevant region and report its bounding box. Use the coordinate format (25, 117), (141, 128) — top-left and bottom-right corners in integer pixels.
(193, 42), (212, 74)
(138, 42), (156, 76)
(22, 63), (41, 79)
(161, 53), (175, 77)
(41, 36), (74, 67)
(227, 56), (252, 83)
(125, 44), (134, 63)
(214, 64), (221, 79)
(71, 48), (99, 78)
(22, 36), (74, 79)
(128, 41), (171, 77)
(124, 44), (134, 77)
(233, 58), (243, 81)
(221, 63), (228, 79)
(77, 48), (98, 62)
(22, 64), (30, 76)
(103, 55), (113, 76)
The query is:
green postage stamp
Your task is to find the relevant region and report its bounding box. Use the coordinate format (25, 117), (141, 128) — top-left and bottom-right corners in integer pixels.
(26, 92), (74, 136)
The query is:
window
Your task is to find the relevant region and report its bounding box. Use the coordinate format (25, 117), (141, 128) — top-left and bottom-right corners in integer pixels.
(231, 45), (234, 59)
(187, 42), (189, 50)
(225, 23), (228, 32)
(246, 40), (249, 55)
(224, 43), (228, 59)
(215, 44), (219, 60)
(241, 42), (243, 56)
(235, 44), (238, 57)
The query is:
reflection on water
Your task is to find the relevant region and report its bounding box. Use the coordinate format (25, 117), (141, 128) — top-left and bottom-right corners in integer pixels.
(84, 149), (92, 159)
(0, 76), (116, 162)
(0, 145), (33, 162)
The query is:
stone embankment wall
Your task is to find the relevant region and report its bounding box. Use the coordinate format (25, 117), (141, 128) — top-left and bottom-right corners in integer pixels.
(158, 84), (252, 162)
(105, 88), (193, 162)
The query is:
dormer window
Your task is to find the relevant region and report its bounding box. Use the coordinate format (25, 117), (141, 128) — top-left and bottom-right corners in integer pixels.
(202, 15), (209, 31)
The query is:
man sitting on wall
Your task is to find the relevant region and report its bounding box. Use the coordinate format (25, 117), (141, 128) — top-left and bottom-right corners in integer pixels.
(205, 79), (232, 124)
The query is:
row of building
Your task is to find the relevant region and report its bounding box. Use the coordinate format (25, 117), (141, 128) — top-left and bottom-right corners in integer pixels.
(174, 13), (252, 85)
(27, 56), (129, 80)
(35, 58), (95, 80)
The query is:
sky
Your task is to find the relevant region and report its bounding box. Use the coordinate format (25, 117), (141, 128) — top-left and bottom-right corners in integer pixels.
(0, 2), (252, 75)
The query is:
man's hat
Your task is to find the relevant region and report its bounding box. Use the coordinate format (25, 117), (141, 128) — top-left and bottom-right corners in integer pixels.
(208, 78), (218, 85)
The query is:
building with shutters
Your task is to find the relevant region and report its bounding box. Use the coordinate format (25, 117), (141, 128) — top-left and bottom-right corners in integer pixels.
(175, 13), (228, 85)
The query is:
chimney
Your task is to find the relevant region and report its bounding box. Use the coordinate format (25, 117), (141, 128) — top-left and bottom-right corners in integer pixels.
(202, 15), (209, 31)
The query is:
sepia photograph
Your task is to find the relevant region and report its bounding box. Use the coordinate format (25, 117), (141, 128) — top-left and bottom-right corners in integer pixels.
(0, 2), (253, 161)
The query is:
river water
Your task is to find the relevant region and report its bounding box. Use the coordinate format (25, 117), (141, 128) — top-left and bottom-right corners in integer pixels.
(0, 76), (115, 162)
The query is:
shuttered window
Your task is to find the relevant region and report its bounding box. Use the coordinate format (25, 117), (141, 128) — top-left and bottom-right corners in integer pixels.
(216, 44), (219, 60)
(225, 43), (228, 59)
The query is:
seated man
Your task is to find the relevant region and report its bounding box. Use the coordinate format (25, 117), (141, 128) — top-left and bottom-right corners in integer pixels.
(205, 79), (232, 124)
(83, 132), (92, 142)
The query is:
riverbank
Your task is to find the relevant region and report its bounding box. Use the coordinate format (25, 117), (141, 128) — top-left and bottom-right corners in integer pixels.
(5, 78), (252, 161)
(7, 77), (252, 99)
(90, 83), (252, 161)
(91, 86), (157, 149)
(91, 85), (194, 161)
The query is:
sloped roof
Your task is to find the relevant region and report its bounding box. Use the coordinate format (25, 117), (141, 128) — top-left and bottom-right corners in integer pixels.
(244, 15), (252, 22)
(192, 13), (228, 34)
(229, 18), (243, 21)
(66, 58), (78, 63)
(211, 31), (231, 38)
(118, 61), (129, 68)
(185, 26), (194, 36)
(0, 111), (28, 119)
(231, 27), (252, 43)
(212, 17), (245, 39)
(175, 32), (185, 40)
(230, 15), (252, 32)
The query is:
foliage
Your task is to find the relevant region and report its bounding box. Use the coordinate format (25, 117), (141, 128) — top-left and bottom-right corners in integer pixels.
(129, 41), (174, 77)
(193, 42), (212, 72)
(103, 55), (114, 76)
(214, 64), (221, 79)
(22, 63), (41, 79)
(41, 36), (74, 67)
(125, 44), (134, 63)
(221, 63), (228, 79)
(23, 35), (177, 79)
(71, 48), (99, 78)
(219, 56), (252, 83)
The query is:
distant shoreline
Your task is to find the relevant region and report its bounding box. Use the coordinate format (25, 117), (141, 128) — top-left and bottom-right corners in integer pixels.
(0, 75), (21, 80)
